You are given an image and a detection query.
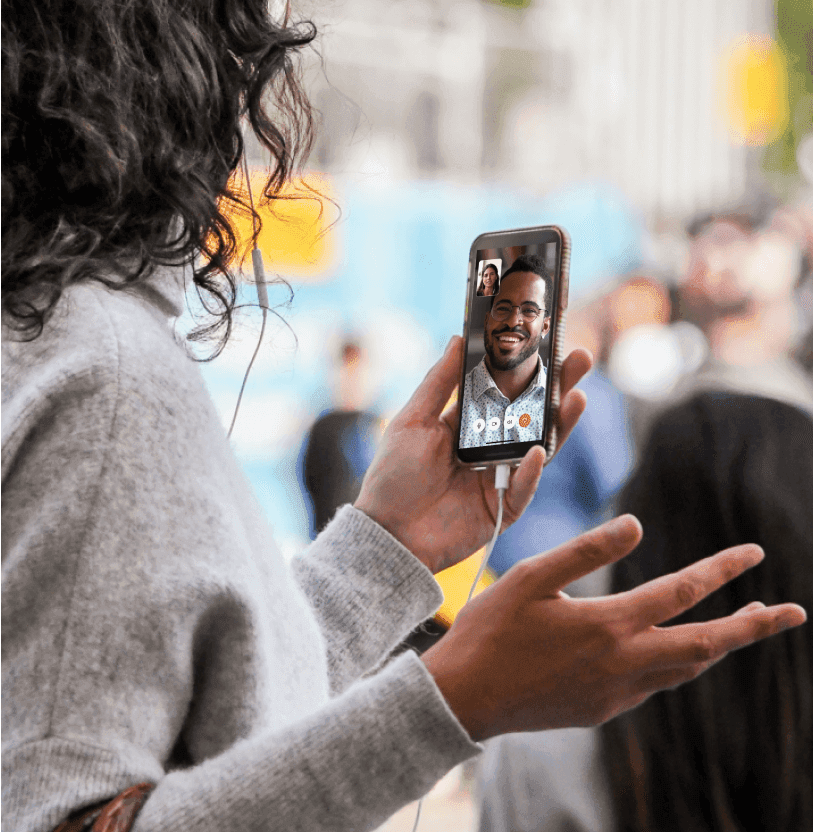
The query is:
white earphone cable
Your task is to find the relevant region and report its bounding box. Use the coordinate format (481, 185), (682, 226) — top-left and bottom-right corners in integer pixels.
(227, 153), (269, 439)
(411, 463), (510, 832)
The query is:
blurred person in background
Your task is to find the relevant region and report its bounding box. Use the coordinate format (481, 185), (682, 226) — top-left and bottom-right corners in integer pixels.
(674, 199), (813, 415)
(3, 2), (807, 832)
(769, 199), (813, 374)
(479, 392), (813, 832)
(602, 393), (813, 832)
(302, 338), (384, 535)
(605, 199), (813, 448)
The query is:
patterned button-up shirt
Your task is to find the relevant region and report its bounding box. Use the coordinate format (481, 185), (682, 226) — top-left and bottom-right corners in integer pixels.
(459, 357), (547, 448)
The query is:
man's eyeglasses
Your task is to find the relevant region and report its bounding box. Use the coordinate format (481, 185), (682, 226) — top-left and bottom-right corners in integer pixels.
(490, 302), (545, 323)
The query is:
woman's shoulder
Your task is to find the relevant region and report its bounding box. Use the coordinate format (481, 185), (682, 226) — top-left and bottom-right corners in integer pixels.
(6, 269), (191, 381)
(2, 274), (199, 455)
(2, 284), (119, 444)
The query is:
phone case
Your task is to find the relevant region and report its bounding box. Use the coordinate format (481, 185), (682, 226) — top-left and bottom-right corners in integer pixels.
(457, 225), (570, 468)
(544, 226), (570, 462)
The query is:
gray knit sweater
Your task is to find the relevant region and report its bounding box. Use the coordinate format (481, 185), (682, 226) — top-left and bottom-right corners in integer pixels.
(1, 270), (479, 832)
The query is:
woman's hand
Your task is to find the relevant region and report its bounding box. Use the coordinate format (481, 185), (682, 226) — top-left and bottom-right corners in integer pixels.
(354, 336), (592, 573)
(421, 515), (807, 741)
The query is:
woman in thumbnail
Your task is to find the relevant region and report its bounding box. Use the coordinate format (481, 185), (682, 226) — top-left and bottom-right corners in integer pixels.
(477, 262), (500, 296)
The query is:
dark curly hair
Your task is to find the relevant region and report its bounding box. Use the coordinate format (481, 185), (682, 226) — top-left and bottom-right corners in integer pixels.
(1, 0), (316, 355)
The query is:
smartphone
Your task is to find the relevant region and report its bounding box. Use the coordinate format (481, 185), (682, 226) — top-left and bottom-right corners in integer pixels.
(455, 225), (570, 469)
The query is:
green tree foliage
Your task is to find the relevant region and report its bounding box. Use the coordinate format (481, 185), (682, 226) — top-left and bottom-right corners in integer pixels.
(764, 0), (813, 177)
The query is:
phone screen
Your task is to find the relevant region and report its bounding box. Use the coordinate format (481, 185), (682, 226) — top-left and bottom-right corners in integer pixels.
(456, 227), (566, 466)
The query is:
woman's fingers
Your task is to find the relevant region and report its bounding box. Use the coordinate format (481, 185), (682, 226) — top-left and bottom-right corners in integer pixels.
(559, 348), (593, 398)
(554, 387), (588, 454)
(623, 544), (765, 628)
(632, 664), (709, 697)
(671, 603), (806, 658)
(502, 446), (546, 524)
(630, 602), (807, 671)
(402, 336), (464, 421)
(518, 514), (643, 595)
(441, 397), (461, 434)
(733, 601), (766, 615)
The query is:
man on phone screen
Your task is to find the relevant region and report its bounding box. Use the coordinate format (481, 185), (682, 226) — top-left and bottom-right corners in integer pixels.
(460, 254), (552, 448)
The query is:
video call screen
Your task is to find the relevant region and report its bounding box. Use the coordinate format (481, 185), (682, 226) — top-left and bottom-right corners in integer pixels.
(458, 239), (560, 453)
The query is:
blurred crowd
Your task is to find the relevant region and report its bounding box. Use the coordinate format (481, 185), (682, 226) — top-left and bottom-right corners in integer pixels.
(295, 188), (813, 832)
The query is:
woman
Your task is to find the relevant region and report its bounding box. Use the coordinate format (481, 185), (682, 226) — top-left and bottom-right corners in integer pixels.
(2, 2), (804, 831)
(1, 5), (491, 830)
(477, 263), (500, 296)
(603, 393), (813, 832)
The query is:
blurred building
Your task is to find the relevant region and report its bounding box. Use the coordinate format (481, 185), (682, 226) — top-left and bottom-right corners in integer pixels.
(302, 0), (780, 225)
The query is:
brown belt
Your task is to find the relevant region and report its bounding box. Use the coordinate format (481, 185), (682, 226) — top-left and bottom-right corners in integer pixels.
(54, 782), (154, 832)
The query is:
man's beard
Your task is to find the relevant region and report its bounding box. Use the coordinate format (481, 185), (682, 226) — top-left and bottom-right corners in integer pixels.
(484, 326), (542, 371)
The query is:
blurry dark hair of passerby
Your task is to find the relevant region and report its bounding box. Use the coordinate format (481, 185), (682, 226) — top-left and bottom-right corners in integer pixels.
(602, 393), (813, 832)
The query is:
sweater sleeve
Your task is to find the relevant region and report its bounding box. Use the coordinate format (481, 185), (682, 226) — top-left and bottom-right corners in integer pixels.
(291, 505), (444, 694)
(2, 653), (480, 832)
(129, 652), (479, 832)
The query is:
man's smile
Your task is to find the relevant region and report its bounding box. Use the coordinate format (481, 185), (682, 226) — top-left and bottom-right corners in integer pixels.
(494, 329), (527, 348)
